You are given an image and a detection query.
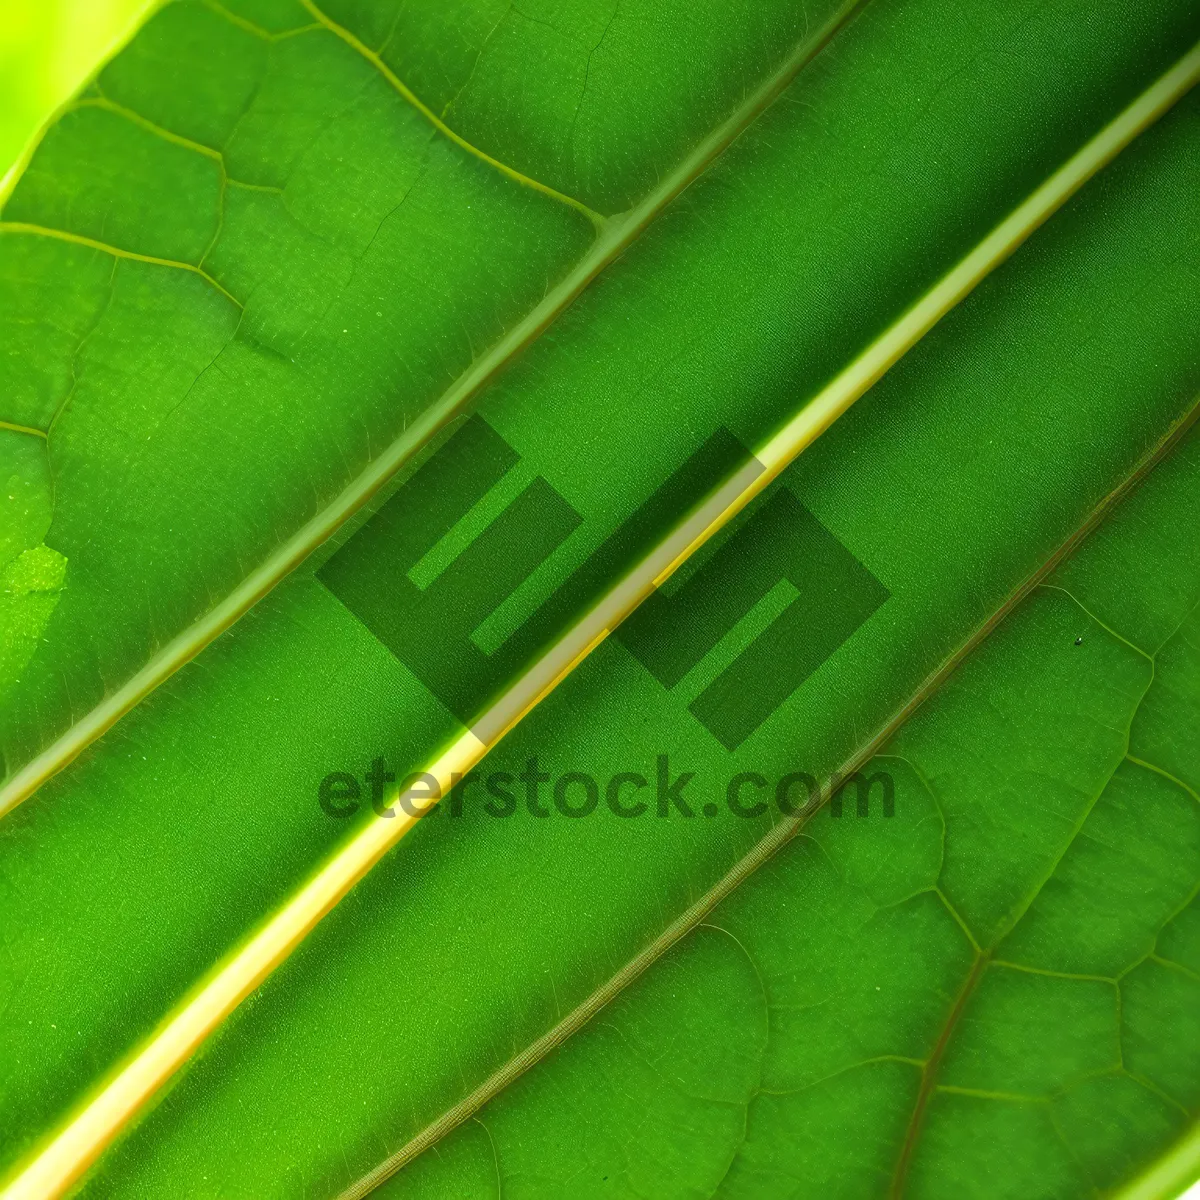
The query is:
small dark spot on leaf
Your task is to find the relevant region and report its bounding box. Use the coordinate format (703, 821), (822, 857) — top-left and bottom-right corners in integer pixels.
(1074, 636), (1083, 646)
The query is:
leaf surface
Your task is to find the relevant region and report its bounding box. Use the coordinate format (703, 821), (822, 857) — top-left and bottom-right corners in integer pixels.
(375, 422), (1200, 1200)
(1, 1), (1199, 1197)
(0, 0), (859, 807)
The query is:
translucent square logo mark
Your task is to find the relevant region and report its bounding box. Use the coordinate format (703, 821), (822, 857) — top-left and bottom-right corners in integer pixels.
(319, 417), (888, 748)
(318, 416), (581, 723)
(616, 488), (889, 749)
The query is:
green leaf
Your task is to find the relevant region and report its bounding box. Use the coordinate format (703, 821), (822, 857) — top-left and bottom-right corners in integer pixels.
(375, 422), (1200, 1200)
(0, 0), (861, 806)
(1, 1), (1200, 1198)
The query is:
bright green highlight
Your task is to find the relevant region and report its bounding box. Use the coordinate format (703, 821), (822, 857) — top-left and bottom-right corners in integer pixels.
(0, 0), (155, 181)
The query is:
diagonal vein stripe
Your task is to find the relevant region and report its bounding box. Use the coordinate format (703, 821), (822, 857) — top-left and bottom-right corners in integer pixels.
(297, 0), (608, 228)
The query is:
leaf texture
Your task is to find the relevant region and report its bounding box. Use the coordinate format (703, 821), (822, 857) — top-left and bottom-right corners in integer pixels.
(373, 421), (1200, 1200)
(0, 0), (1199, 1197)
(0, 0), (859, 808)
